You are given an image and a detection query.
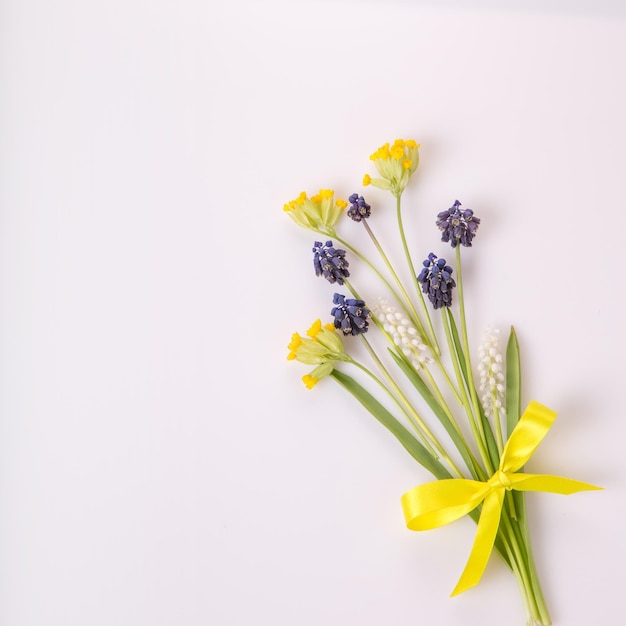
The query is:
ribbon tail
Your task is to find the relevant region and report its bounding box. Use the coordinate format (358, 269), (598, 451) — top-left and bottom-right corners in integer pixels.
(509, 473), (603, 494)
(451, 489), (505, 596)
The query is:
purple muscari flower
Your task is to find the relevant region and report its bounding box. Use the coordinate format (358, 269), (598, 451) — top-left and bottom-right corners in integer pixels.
(417, 253), (456, 309)
(313, 241), (350, 285)
(331, 293), (371, 335)
(347, 193), (372, 222)
(436, 200), (480, 247)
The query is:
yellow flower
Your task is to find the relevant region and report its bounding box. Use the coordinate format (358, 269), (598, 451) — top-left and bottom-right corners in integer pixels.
(302, 374), (319, 389)
(283, 189), (347, 233)
(363, 138), (420, 197)
(287, 320), (348, 388)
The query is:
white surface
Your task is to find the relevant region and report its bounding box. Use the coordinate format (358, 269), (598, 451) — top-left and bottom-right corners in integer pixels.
(1, 1), (624, 625)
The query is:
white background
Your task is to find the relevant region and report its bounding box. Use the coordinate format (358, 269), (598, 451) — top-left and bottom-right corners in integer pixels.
(1, 1), (624, 624)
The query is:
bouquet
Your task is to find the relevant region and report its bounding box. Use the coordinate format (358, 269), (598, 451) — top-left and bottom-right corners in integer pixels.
(283, 139), (601, 625)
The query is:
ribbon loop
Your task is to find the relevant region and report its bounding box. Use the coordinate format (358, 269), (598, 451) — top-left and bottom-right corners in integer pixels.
(401, 401), (602, 595)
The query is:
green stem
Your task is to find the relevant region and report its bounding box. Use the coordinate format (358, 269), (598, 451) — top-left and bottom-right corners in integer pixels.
(348, 358), (438, 460)
(420, 367), (484, 479)
(500, 509), (551, 625)
(502, 513), (538, 615)
(430, 351), (464, 406)
(358, 336), (466, 480)
(454, 245), (492, 472)
(361, 219), (427, 338)
(496, 521), (535, 621)
(395, 195), (440, 354)
(514, 495), (552, 624)
(442, 308), (491, 474)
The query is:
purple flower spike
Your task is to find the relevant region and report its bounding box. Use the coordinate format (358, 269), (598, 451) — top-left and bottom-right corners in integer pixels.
(417, 253), (456, 309)
(436, 200), (481, 247)
(313, 241), (350, 285)
(347, 194), (372, 222)
(331, 293), (371, 336)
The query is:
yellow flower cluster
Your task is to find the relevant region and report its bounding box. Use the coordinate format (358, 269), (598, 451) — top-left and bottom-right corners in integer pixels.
(363, 138), (420, 197)
(287, 319), (348, 389)
(283, 189), (347, 233)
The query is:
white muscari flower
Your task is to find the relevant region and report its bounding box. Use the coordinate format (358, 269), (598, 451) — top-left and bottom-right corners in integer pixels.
(374, 300), (432, 370)
(478, 326), (505, 418)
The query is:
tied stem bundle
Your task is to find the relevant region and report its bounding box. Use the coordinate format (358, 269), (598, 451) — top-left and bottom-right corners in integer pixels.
(401, 401), (601, 596)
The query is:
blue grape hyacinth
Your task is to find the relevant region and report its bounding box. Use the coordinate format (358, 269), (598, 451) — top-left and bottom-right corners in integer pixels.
(417, 253), (456, 309)
(313, 241), (350, 285)
(347, 194), (372, 222)
(436, 200), (480, 247)
(331, 293), (371, 335)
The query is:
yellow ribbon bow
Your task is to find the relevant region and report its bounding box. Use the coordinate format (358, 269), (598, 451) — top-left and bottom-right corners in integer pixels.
(401, 401), (601, 596)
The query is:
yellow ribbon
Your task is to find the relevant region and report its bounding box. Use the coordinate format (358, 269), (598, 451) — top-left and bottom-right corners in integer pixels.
(401, 401), (602, 596)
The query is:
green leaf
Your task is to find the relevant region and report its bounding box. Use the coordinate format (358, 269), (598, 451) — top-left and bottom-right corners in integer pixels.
(505, 328), (525, 519)
(477, 397), (501, 469)
(505, 326), (522, 437)
(388, 350), (481, 480)
(447, 310), (500, 469)
(330, 370), (452, 480)
(446, 310), (469, 386)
